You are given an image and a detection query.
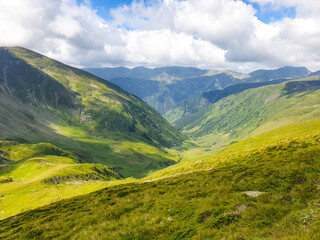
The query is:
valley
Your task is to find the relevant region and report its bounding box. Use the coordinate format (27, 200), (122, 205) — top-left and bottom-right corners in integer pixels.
(0, 47), (320, 239)
(85, 66), (311, 114)
(1, 119), (320, 239)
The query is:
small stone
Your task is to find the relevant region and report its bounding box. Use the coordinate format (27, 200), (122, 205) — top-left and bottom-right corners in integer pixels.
(243, 191), (266, 197)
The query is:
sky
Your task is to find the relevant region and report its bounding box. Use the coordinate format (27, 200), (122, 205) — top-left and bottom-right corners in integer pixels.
(0, 0), (320, 72)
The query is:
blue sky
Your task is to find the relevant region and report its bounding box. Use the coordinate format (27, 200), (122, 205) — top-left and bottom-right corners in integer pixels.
(90, 0), (133, 20)
(90, 0), (296, 23)
(241, 0), (296, 23)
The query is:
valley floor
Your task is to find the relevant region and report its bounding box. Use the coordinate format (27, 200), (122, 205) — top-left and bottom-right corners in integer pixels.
(0, 119), (320, 239)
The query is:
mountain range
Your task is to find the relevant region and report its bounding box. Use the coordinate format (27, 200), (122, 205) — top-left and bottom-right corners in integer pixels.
(1, 47), (320, 239)
(85, 66), (312, 114)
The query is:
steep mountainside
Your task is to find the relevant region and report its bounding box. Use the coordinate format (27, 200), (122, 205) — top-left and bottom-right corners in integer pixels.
(164, 78), (291, 124)
(101, 73), (247, 114)
(85, 66), (310, 114)
(167, 76), (320, 151)
(0, 47), (184, 178)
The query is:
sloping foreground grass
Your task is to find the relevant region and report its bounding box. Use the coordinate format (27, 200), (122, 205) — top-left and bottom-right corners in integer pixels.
(0, 142), (123, 219)
(150, 118), (320, 179)
(0, 128), (319, 239)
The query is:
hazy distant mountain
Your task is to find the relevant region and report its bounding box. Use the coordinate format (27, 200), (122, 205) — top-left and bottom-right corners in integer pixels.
(84, 66), (208, 83)
(309, 70), (320, 76)
(85, 66), (310, 114)
(248, 66), (310, 81)
(164, 78), (291, 124)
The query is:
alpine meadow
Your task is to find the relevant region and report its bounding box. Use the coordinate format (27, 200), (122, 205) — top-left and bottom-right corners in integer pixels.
(1, 0), (320, 239)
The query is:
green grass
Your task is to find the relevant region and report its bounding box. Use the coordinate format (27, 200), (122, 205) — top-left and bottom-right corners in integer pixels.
(1, 47), (320, 239)
(0, 46), (184, 178)
(167, 77), (320, 156)
(147, 118), (320, 179)
(0, 141), (123, 219)
(0, 124), (319, 239)
(7, 47), (184, 148)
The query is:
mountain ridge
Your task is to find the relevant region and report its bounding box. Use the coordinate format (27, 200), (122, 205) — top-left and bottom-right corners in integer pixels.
(0, 46), (184, 178)
(84, 65), (310, 114)
(166, 76), (320, 155)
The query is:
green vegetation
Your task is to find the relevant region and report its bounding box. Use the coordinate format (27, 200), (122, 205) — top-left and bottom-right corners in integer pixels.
(86, 66), (310, 114)
(1, 47), (320, 239)
(0, 141), (124, 219)
(0, 120), (319, 239)
(0, 47), (184, 178)
(166, 76), (320, 155)
(146, 118), (320, 179)
(164, 78), (294, 124)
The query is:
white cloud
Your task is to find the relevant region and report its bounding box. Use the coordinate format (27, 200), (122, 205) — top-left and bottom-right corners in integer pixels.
(249, 0), (320, 16)
(0, 0), (319, 72)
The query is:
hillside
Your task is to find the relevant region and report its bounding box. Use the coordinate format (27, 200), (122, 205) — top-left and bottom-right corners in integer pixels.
(0, 141), (124, 219)
(164, 78), (292, 124)
(0, 47), (184, 178)
(165, 76), (320, 152)
(1, 48), (319, 239)
(1, 119), (319, 239)
(101, 73), (246, 114)
(85, 66), (310, 114)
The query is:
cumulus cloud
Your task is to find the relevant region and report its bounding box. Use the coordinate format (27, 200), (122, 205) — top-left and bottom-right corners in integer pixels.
(0, 0), (319, 72)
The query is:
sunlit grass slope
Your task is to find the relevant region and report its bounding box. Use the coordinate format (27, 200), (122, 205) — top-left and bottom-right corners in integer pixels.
(0, 120), (319, 239)
(0, 141), (123, 219)
(147, 118), (320, 179)
(169, 76), (320, 154)
(0, 47), (184, 177)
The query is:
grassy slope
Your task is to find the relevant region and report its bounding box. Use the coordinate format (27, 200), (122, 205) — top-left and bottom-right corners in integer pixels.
(0, 119), (319, 239)
(147, 118), (320, 178)
(164, 78), (293, 124)
(0, 47), (184, 178)
(0, 141), (123, 219)
(7, 47), (184, 148)
(170, 76), (320, 156)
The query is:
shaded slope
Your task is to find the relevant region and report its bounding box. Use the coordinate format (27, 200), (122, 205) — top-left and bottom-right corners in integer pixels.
(164, 78), (292, 124)
(105, 73), (246, 114)
(0, 47), (184, 178)
(2, 47), (184, 147)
